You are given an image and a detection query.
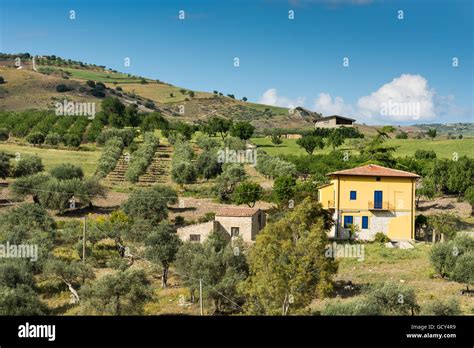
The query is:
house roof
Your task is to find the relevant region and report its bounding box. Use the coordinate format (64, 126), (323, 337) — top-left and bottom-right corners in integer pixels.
(215, 207), (261, 217)
(317, 182), (334, 189)
(316, 115), (356, 122)
(328, 164), (420, 178)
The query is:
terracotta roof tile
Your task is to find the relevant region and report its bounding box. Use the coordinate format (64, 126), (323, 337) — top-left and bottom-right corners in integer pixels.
(328, 164), (420, 178)
(215, 207), (261, 217)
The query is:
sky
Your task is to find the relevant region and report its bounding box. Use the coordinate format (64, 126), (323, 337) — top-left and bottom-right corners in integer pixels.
(0, 0), (472, 125)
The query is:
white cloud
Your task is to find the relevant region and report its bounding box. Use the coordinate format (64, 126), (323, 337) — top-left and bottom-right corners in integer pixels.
(258, 88), (306, 109)
(313, 92), (354, 116)
(357, 74), (435, 122)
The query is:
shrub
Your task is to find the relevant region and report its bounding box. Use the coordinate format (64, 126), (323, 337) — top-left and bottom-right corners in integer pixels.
(95, 137), (124, 178)
(0, 76), (4, 84)
(116, 86), (122, 91)
(373, 232), (391, 243)
(26, 131), (45, 145)
(95, 82), (106, 90)
(125, 133), (159, 182)
(11, 155), (44, 177)
(451, 252), (474, 291)
(0, 128), (9, 141)
(365, 282), (419, 315)
(91, 89), (105, 98)
(63, 133), (81, 147)
(56, 84), (71, 93)
(421, 297), (461, 315)
(86, 80), (96, 88)
(96, 128), (135, 146)
(49, 163), (84, 180)
(44, 132), (62, 146)
(321, 299), (381, 316)
(144, 101), (155, 109)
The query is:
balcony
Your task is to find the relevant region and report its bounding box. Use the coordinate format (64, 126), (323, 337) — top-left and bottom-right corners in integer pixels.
(368, 201), (395, 210)
(327, 200), (335, 209)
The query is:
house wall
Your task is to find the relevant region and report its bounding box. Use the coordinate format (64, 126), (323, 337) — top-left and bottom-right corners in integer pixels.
(177, 221), (217, 242)
(315, 118), (353, 129)
(215, 215), (254, 242)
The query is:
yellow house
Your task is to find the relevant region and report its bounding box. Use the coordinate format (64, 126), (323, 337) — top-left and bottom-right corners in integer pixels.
(317, 164), (419, 241)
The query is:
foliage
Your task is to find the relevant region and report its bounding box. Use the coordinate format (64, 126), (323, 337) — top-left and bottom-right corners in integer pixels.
(125, 132), (159, 182)
(95, 137), (124, 178)
(373, 232), (391, 243)
(0, 152), (10, 178)
(230, 121), (255, 141)
(96, 128), (135, 146)
(241, 198), (336, 315)
(26, 131), (45, 145)
(421, 297), (461, 315)
(49, 163), (84, 180)
(272, 175), (296, 207)
(213, 164), (248, 202)
(232, 181), (263, 207)
(451, 252), (474, 291)
(11, 155), (44, 177)
(296, 135), (324, 155)
(255, 151), (297, 179)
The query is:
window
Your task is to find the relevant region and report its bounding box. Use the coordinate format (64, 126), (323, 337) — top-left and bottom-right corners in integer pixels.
(350, 191), (357, 200)
(343, 216), (353, 228)
(258, 213), (262, 229)
(190, 234), (201, 242)
(362, 216), (369, 229)
(375, 176), (381, 182)
(231, 227), (240, 237)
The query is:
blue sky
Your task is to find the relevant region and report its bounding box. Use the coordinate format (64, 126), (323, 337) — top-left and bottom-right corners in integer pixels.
(1, 0), (472, 124)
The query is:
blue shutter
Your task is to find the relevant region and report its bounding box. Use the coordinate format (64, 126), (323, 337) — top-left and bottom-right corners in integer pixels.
(362, 216), (369, 229)
(374, 191), (383, 209)
(350, 191), (357, 200)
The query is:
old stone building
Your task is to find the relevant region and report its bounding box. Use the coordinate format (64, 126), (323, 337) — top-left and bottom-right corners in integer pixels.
(177, 207), (266, 243)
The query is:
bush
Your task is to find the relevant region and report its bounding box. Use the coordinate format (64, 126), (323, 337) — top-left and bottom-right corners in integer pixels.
(395, 131), (408, 139)
(91, 89), (105, 98)
(95, 137), (124, 178)
(373, 232), (391, 243)
(365, 282), (419, 315)
(451, 252), (474, 291)
(0, 76), (4, 84)
(44, 132), (62, 146)
(56, 84), (71, 93)
(96, 128), (135, 146)
(49, 163), (84, 180)
(421, 297), (461, 315)
(11, 155), (44, 177)
(95, 82), (106, 90)
(144, 101), (155, 109)
(321, 298), (381, 316)
(63, 133), (81, 147)
(125, 133), (159, 182)
(86, 80), (96, 88)
(415, 149), (437, 160)
(26, 131), (45, 145)
(0, 128), (9, 141)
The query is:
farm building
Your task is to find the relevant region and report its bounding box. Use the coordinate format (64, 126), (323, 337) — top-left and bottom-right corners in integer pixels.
(315, 115), (355, 128)
(317, 164), (419, 241)
(177, 207), (266, 243)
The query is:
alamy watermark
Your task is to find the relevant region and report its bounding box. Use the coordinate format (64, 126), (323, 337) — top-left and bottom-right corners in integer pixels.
(0, 242), (38, 261)
(217, 147), (257, 166)
(55, 99), (96, 119)
(380, 100), (420, 119)
(325, 242), (365, 261)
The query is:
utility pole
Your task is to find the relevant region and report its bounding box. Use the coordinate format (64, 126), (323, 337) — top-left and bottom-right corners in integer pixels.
(199, 278), (203, 316)
(82, 216), (86, 264)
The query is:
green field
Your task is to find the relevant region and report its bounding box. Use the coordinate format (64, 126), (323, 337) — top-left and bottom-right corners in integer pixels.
(0, 143), (101, 177)
(40, 66), (145, 83)
(251, 136), (474, 159)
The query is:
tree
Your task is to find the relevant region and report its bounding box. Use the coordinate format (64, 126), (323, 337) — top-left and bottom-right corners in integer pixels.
(145, 222), (182, 288)
(80, 268), (152, 315)
(11, 155), (44, 177)
(0, 285), (47, 315)
(214, 164), (248, 202)
(273, 175), (296, 207)
(271, 133), (282, 145)
(196, 151), (222, 180)
(26, 131), (45, 145)
(365, 282), (419, 315)
(422, 297), (461, 315)
(63, 133), (81, 147)
(427, 128), (437, 140)
(241, 198), (336, 315)
(464, 186), (474, 216)
(44, 259), (93, 304)
(416, 176), (436, 208)
(242, 97), (248, 102)
(0, 152), (10, 179)
(208, 117), (232, 140)
(446, 157), (474, 196)
(171, 161), (197, 187)
(296, 135), (324, 155)
(451, 253), (474, 292)
(122, 185), (178, 224)
(49, 163), (84, 180)
(326, 129), (345, 150)
(175, 233), (248, 313)
(230, 121), (255, 141)
(428, 213), (459, 243)
(0, 128), (9, 141)
(232, 181), (263, 207)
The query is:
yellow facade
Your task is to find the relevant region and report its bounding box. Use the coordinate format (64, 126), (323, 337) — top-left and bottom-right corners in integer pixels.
(318, 173), (417, 241)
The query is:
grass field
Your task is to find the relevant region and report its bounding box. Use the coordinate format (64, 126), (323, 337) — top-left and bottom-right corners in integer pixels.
(311, 243), (474, 315)
(251, 136), (474, 159)
(40, 66), (145, 83)
(118, 83), (213, 104)
(0, 143), (101, 177)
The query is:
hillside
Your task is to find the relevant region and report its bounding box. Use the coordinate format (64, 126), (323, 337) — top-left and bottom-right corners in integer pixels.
(0, 55), (319, 130)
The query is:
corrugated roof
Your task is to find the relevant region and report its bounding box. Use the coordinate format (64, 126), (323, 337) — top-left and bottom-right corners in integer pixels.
(215, 207), (261, 217)
(328, 164), (420, 178)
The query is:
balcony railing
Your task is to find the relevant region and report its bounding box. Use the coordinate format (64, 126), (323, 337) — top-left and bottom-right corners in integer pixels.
(327, 200), (335, 209)
(368, 201), (395, 210)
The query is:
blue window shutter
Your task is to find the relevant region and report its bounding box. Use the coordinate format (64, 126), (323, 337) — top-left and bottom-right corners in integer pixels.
(350, 191), (357, 200)
(362, 216), (369, 229)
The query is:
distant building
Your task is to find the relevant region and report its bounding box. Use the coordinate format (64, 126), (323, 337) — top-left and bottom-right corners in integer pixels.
(317, 164), (419, 241)
(282, 134), (302, 139)
(315, 115), (355, 129)
(177, 207), (266, 243)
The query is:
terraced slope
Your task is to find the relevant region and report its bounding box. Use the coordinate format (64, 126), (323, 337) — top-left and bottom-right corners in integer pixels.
(104, 153), (130, 184)
(138, 145), (173, 185)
